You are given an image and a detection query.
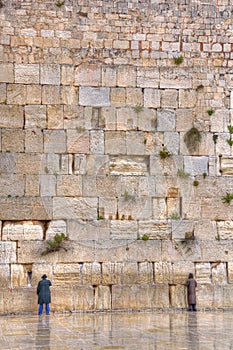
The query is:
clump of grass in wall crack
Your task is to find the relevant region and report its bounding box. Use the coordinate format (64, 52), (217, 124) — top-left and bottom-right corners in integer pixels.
(133, 104), (144, 114)
(227, 125), (233, 146)
(173, 54), (184, 65)
(222, 192), (233, 205)
(207, 109), (215, 116)
(159, 146), (172, 159)
(141, 234), (149, 241)
(177, 169), (190, 178)
(56, 0), (65, 7)
(41, 233), (69, 255)
(170, 212), (180, 220)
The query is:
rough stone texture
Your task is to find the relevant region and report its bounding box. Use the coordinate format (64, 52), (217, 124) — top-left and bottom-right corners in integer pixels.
(0, 0), (233, 313)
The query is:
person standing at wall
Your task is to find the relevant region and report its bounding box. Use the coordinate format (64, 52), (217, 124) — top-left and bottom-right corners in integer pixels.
(186, 273), (197, 311)
(37, 274), (52, 315)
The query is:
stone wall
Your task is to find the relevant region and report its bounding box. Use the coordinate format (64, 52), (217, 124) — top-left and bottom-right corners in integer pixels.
(0, 0), (233, 313)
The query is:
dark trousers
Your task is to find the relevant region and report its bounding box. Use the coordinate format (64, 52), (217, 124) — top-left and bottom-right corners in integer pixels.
(188, 304), (197, 311)
(38, 303), (50, 315)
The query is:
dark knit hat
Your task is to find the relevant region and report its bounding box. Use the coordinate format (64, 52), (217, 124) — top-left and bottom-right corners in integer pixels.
(41, 274), (47, 279)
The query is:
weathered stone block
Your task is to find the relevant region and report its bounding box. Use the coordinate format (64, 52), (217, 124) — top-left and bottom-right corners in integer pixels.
(47, 105), (64, 129)
(139, 220), (171, 240)
(102, 66), (117, 87)
(161, 89), (178, 108)
(67, 130), (90, 153)
(117, 66), (136, 87)
(75, 63), (101, 86)
(217, 221), (233, 240)
(100, 107), (116, 130)
(61, 86), (78, 105)
(211, 262), (227, 284)
(2, 221), (44, 241)
(98, 197), (117, 220)
(0, 106), (24, 128)
(118, 196), (152, 220)
(52, 286), (73, 312)
(53, 197), (98, 220)
(56, 175), (82, 197)
(110, 88), (126, 107)
(109, 155), (148, 175)
(184, 156), (208, 176)
(7, 84), (26, 105)
(73, 286), (94, 311)
(176, 109), (193, 132)
(172, 220), (194, 240)
(220, 157), (233, 176)
(137, 67), (159, 88)
(195, 263), (211, 283)
(0, 241), (16, 263)
(15, 64), (40, 84)
(2, 129), (24, 152)
(40, 64), (60, 85)
(25, 105), (47, 129)
(90, 130), (104, 154)
(102, 262), (122, 285)
(25, 129), (43, 153)
(116, 108), (138, 130)
(53, 263), (81, 286)
(40, 175), (56, 196)
(26, 84), (41, 104)
(121, 262), (138, 284)
(160, 68), (192, 89)
(96, 175), (121, 197)
(157, 109), (176, 131)
(0, 63), (14, 83)
(79, 87), (110, 107)
(0, 174), (24, 196)
(95, 285), (111, 310)
(110, 220), (138, 240)
(42, 85), (60, 104)
(61, 64), (75, 85)
(170, 285), (187, 308)
(44, 130), (67, 153)
(144, 89), (160, 108)
(0, 264), (10, 288)
(162, 240), (202, 262)
(3, 288), (37, 314)
(179, 89), (197, 108)
(138, 262), (153, 284)
(82, 262), (101, 285)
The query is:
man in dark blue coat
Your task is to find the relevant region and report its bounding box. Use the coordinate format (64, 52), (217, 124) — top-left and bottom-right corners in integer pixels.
(37, 274), (52, 315)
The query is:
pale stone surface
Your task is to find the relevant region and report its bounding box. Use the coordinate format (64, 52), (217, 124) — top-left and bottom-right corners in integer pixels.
(160, 68), (192, 89)
(73, 286), (95, 311)
(217, 221), (233, 240)
(116, 108), (138, 131)
(138, 220), (171, 240)
(42, 86), (60, 104)
(0, 64), (14, 83)
(157, 109), (176, 131)
(109, 156), (148, 175)
(82, 262), (101, 285)
(53, 263), (81, 285)
(79, 87), (110, 106)
(11, 264), (31, 287)
(95, 285), (111, 310)
(40, 64), (60, 85)
(118, 196), (152, 220)
(2, 221), (44, 241)
(15, 64), (39, 84)
(121, 262), (138, 284)
(90, 130), (104, 154)
(75, 63), (101, 86)
(172, 220), (194, 240)
(40, 175), (56, 196)
(138, 262), (153, 284)
(26, 84), (42, 104)
(46, 220), (67, 240)
(195, 263), (211, 283)
(0, 241), (16, 263)
(7, 84), (26, 105)
(184, 156), (208, 176)
(56, 175), (82, 197)
(0, 106), (24, 128)
(25, 105), (47, 129)
(170, 285), (187, 308)
(0, 174), (24, 197)
(144, 89), (160, 108)
(137, 67), (159, 88)
(211, 262), (227, 284)
(161, 89), (178, 108)
(0, 264), (10, 288)
(53, 197), (98, 220)
(67, 130), (90, 154)
(44, 130), (67, 153)
(228, 262), (233, 284)
(102, 262), (122, 285)
(117, 66), (136, 87)
(110, 221), (138, 240)
(179, 89), (197, 108)
(220, 157), (233, 176)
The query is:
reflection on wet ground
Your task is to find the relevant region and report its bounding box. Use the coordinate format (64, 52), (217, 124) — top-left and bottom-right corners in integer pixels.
(1, 310), (233, 349)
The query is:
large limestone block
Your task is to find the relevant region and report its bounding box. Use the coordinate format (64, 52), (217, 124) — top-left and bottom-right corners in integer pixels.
(110, 87), (126, 107)
(118, 196), (152, 220)
(73, 285), (94, 311)
(100, 107), (116, 130)
(154, 262), (173, 284)
(109, 155), (148, 175)
(161, 89), (178, 108)
(137, 67), (159, 88)
(116, 108), (138, 130)
(162, 240), (202, 262)
(170, 285), (187, 308)
(75, 63), (101, 86)
(110, 220), (138, 240)
(137, 108), (156, 131)
(0, 264), (10, 288)
(217, 221), (233, 240)
(144, 89), (160, 108)
(40, 64), (60, 85)
(15, 64), (39, 84)
(196, 284), (214, 309)
(2, 129), (24, 152)
(0, 83), (6, 104)
(222, 285), (233, 308)
(157, 109), (176, 131)
(160, 68), (192, 89)
(47, 105), (64, 129)
(44, 130), (67, 153)
(179, 89), (197, 108)
(184, 156), (208, 176)
(83, 154), (109, 176)
(51, 286), (73, 312)
(25, 129), (43, 152)
(0, 174), (24, 196)
(40, 175), (56, 196)
(61, 86), (78, 105)
(201, 241), (233, 262)
(90, 130), (104, 154)
(0, 63), (14, 83)
(67, 219), (110, 241)
(7, 84), (26, 105)
(53, 197), (98, 220)
(102, 66), (117, 87)
(96, 175), (121, 197)
(228, 262), (233, 284)
(195, 263), (211, 283)
(117, 66), (136, 87)
(31, 263), (53, 287)
(121, 262), (138, 284)
(194, 220), (217, 240)
(0, 197), (52, 220)
(42, 86), (60, 104)
(126, 131), (145, 155)
(102, 262), (122, 285)
(82, 262), (101, 285)
(138, 262), (153, 284)
(25, 105), (46, 129)
(2, 221), (44, 241)
(95, 285), (111, 310)
(152, 197), (167, 220)
(210, 109), (230, 133)
(105, 131), (126, 154)
(98, 197), (118, 220)
(67, 130), (89, 153)
(3, 287), (37, 314)
(79, 87), (110, 107)
(126, 88), (143, 106)
(112, 284), (169, 309)
(139, 220), (171, 240)
(0, 242), (16, 263)
(176, 109), (193, 132)
(56, 175), (82, 197)
(172, 262), (195, 284)
(0, 105), (24, 128)
(53, 263), (81, 286)
(211, 262), (227, 284)
(26, 84), (41, 104)
(220, 157), (233, 176)
(172, 220), (194, 240)
(46, 220), (67, 240)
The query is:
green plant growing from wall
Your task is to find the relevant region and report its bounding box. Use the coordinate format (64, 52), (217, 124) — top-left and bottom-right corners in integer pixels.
(177, 169), (190, 178)
(193, 180), (199, 187)
(213, 134), (218, 144)
(222, 192), (233, 205)
(56, 0), (65, 7)
(227, 125), (233, 146)
(173, 55), (184, 65)
(207, 109), (215, 116)
(76, 126), (86, 133)
(133, 104), (144, 114)
(170, 212), (180, 220)
(41, 233), (69, 255)
(159, 147), (172, 159)
(141, 234), (149, 241)
(184, 127), (201, 152)
(202, 172), (207, 179)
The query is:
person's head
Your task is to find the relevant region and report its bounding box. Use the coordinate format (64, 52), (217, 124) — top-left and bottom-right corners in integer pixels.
(189, 273), (193, 279)
(41, 274), (47, 280)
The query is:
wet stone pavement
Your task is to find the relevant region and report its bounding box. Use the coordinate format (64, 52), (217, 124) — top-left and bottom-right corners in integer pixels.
(1, 310), (233, 349)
